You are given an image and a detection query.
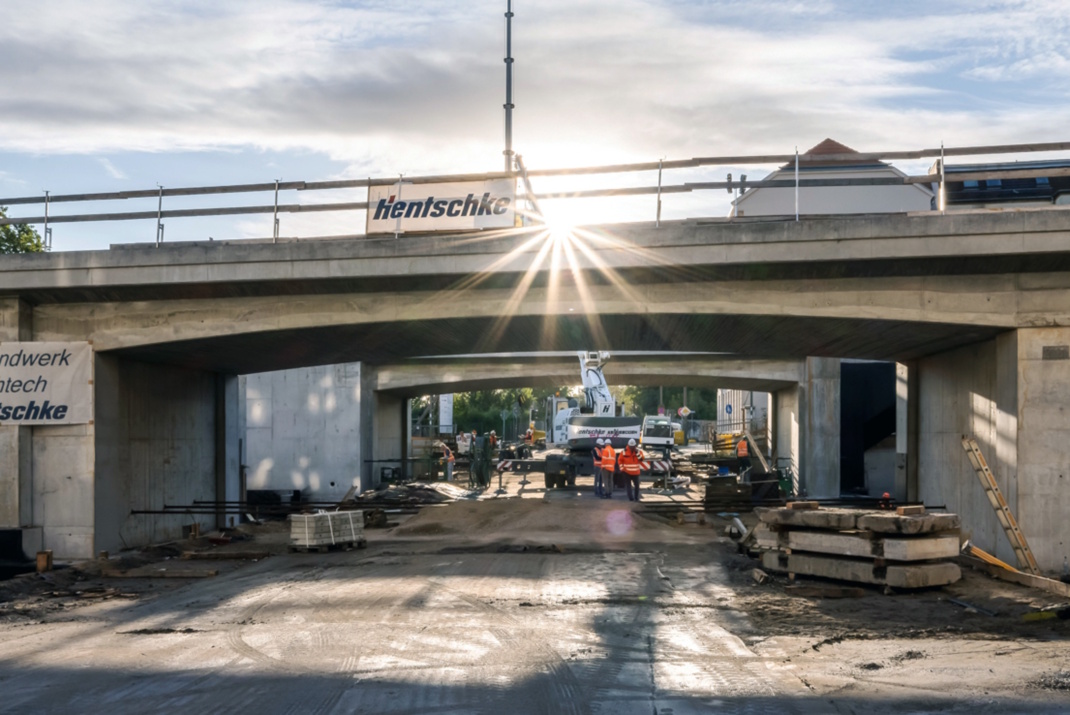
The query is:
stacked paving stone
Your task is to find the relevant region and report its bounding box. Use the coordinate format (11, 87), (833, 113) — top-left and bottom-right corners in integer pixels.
(290, 510), (366, 550)
(755, 503), (962, 588)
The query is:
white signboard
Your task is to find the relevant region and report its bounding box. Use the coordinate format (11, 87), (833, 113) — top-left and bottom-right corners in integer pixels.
(0, 342), (93, 425)
(367, 179), (516, 234)
(438, 394), (453, 434)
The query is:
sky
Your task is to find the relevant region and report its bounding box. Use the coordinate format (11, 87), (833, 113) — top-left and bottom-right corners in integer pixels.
(1, 0), (1068, 252)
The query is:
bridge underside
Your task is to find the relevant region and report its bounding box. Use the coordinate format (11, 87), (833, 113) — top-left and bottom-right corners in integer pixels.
(107, 313), (1005, 375)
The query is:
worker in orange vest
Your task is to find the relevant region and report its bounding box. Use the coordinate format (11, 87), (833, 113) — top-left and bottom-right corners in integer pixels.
(592, 438), (605, 497)
(737, 436), (751, 474)
(600, 439), (617, 499)
(619, 439), (643, 502)
(489, 430), (498, 449)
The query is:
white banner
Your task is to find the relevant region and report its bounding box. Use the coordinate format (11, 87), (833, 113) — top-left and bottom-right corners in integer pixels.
(439, 394), (453, 434)
(0, 342), (93, 425)
(367, 179), (516, 234)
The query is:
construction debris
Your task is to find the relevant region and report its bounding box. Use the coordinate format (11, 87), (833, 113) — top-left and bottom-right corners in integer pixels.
(676, 510), (707, 525)
(755, 505), (962, 589)
(180, 551), (270, 561)
(946, 597), (997, 617)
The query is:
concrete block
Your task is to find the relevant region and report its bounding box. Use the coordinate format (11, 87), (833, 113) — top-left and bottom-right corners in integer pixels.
(784, 530), (960, 562)
(856, 512), (961, 534)
(758, 507), (859, 530)
(883, 534), (960, 561)
(43, 526), (94, 560)
(886, 562), (961, 589)
(761, 550), (961, 588)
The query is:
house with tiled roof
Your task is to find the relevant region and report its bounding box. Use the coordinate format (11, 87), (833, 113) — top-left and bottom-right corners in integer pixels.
(730, 138), (933, 217)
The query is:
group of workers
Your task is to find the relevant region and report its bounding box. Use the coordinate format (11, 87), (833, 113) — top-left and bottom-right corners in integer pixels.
(593, 437), (643, 501)
(439, 429), (501, 482)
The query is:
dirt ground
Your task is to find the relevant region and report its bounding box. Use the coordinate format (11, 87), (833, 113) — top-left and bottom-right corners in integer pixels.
(2, 481), (1070, 713)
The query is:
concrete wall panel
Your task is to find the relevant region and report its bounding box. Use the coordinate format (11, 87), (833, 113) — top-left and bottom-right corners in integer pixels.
(94, 355), (218, 555)
(243, 363), (362, 501)
(916, 339), (1021, 565)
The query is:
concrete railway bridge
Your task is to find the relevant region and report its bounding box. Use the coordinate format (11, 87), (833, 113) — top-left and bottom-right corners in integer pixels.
(2, 209), (1070, 568)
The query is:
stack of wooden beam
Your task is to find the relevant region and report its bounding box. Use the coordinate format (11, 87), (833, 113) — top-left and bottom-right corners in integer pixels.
(755, 502), (961, 588)
(290, 510), (366, 551)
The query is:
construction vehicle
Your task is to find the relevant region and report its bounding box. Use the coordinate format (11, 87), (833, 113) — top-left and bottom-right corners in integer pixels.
(496, 351), (675, 489)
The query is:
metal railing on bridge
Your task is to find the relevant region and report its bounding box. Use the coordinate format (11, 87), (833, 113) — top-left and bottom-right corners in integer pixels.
(2, 140), (1069, 248)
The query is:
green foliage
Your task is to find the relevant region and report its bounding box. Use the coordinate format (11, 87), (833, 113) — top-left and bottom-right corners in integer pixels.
(452, 386), (574, 437)
(620, 386), (719, 419)
(0, 207), (45, 254)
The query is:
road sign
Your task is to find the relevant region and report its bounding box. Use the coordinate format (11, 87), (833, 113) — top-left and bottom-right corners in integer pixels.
(657, 406), (665, 415)
(677, 406), (692, 418)
(726, 404), (733, 415)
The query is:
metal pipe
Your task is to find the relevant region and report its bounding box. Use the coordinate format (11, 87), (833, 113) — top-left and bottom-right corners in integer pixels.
(272, 178), (280, 242)
(155, 184), (164, 245)
(42, 190), (50, 251)
(656, 159), (663, 227)
(503, 0), (515, 173)
(794, 147), (799, 222)
(939, 141), (946, 214)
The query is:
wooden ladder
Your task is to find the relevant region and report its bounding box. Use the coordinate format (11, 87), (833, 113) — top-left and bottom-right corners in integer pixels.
(961, 436), (1040, 575)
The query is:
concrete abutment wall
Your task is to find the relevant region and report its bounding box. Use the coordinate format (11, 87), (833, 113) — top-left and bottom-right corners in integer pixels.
(242, 363), (364, 502)
(916, 328), (1070, 572)
(93, 355), (235, 557)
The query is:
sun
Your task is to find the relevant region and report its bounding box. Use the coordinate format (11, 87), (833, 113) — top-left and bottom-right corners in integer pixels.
(539, 200), (585, 241)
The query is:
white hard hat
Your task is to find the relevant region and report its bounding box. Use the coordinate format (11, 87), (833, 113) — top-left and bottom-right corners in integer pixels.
(628, 438), (637, 446)
(596, 438), (605, 445)
(491, 430), (496, 435)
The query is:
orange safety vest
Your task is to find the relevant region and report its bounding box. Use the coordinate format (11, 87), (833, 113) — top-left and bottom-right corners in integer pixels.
(592, 447), (602, 469)
(601, 444), (616, 469)
(618, 447), (641, 476)
(737, 439), (749, 457)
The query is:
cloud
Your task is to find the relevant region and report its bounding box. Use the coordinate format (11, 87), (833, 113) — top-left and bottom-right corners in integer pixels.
(0, 0), (1067, 181)
(0, 171), (27, 186)
(97, 158), (127, 179)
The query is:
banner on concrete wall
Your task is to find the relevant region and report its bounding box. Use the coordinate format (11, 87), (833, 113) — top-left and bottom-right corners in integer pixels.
(0, 342), (93, 425)
(366, 179), (516, 234)
(439, 394), (453, 434)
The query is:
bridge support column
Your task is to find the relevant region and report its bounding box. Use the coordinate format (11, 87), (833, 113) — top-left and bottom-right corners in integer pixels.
(895, 362), (919, 502)
(913, 329), (1070, 571)
(799, 357), (841, 498)
(772, 386), (800, 493)
(0, 298), (36, 556)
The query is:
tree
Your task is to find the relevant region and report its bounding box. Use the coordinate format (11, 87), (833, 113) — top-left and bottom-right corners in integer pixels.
(0, 207), (45, 254)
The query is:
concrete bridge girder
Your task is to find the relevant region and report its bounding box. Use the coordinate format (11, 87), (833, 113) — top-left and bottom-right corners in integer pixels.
(371, 357), (805, 396)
